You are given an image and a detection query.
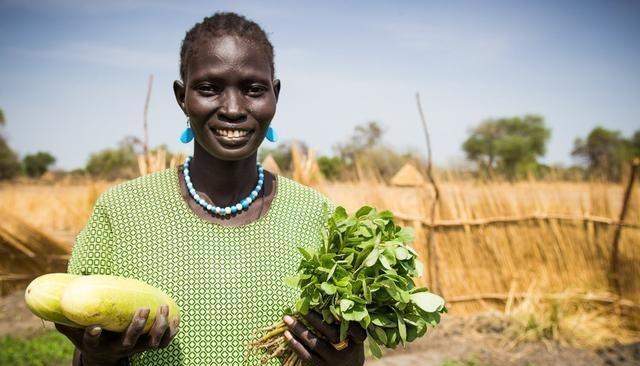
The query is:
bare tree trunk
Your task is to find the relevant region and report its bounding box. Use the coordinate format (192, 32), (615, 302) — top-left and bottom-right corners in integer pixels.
(415, 92), (441, 295)
(143, 74), (154, 162)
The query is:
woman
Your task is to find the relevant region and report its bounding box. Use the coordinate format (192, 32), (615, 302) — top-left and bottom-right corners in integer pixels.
(54, 12), (366, 366)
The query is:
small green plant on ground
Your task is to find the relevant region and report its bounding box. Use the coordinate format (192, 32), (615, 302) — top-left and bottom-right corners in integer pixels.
(0, 330), (74, 366)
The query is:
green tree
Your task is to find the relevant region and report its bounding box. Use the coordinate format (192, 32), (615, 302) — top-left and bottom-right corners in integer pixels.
(334, 121), (384, 165)
(22, 151), (56, 178)
(571, 127), (635, 181)
(0, 108), (21, 180)
(85, 136), (141, 179)
(630, 130), (640, 158)
(462, 115), (551, 179)
(317, 156), (345, 180)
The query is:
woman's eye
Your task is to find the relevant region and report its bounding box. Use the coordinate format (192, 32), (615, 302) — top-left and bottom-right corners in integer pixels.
(247, 85), (267, 96)
(198, 84), (222, 94)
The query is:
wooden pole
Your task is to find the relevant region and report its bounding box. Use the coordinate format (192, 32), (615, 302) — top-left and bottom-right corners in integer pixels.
(142, 74), (154, 168)
(415, 92), (441, 294)
(610, 158), (639, 297)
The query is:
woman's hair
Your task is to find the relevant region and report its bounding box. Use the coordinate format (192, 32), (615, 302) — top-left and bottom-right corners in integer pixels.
(179, 12), (275, 81)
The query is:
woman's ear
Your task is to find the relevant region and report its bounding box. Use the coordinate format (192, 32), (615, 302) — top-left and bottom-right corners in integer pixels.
(173, 80), (187, 115)
(273, 79), (281, 103)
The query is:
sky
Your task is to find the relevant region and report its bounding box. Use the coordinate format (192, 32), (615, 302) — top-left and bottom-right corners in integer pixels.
(0, 0), (639, 170)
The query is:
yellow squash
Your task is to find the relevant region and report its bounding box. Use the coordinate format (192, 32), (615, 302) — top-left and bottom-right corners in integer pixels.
(60, 274), (180, 333)
(24, 273), (81, 327)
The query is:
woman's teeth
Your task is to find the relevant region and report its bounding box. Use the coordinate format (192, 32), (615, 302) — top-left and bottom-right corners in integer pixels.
(215, 129), (250, 138)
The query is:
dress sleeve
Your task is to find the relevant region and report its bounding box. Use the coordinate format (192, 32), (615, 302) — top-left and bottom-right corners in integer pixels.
(67, 195), (115, 276)
(320, 194), (338, 223)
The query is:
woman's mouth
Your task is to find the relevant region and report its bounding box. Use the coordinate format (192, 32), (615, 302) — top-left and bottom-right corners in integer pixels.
(210, 127), (254, 147)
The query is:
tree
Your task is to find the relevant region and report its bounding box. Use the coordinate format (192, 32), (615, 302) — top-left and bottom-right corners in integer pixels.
(462, 115), (551, 179)
(0, 108), (21, 180)
(22, 151), (56, 178)
(571, 127), (636, 181)
(85, 136), (142, 179)
(630, 130), (640, 158)
(317, 156), (344, 180)
(334, 121), (384, 165)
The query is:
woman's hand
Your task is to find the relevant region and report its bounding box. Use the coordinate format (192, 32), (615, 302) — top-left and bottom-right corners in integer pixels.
(283, 311), (366, 366)
(54, 305), (180, 366)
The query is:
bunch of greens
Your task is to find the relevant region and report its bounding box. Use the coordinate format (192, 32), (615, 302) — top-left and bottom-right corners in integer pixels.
(247, 205), (446, 364)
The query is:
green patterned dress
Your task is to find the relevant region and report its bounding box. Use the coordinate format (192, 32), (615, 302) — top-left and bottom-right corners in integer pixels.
(67, 167), (335, 366)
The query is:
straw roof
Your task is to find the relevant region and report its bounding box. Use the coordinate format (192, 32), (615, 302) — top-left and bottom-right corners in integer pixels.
(261, 154), (282, 175)
(390, 162), (426, 187)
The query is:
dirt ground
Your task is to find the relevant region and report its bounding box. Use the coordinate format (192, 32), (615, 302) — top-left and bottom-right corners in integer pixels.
(365, 313), (640, 366)
(2, 290), (638, 366)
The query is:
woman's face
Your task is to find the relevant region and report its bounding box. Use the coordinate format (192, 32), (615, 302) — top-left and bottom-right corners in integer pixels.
(174, 35), (280, 161)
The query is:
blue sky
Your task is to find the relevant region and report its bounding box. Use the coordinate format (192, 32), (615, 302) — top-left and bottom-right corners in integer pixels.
(1, 0), (639, 170)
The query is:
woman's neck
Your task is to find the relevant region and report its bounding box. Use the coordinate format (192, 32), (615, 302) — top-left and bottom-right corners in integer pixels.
(188, 143), (259, 207)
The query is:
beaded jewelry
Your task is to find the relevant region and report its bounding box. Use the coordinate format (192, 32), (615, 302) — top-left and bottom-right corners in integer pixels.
(182, 155), (264, 216)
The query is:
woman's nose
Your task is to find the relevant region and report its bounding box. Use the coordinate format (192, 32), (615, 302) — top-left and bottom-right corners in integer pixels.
(218, 89), (246, 121)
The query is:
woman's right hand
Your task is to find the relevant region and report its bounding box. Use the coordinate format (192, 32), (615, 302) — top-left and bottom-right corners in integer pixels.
(54, 305), (180, 366)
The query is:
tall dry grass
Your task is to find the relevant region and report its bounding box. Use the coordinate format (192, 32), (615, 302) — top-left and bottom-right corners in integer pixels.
(1, 169), (638, 345)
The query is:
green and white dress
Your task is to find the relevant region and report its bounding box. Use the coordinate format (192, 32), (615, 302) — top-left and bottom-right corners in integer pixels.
(67, 167), (335, 366)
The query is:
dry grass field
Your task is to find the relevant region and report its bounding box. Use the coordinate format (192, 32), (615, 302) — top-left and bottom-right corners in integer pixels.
(1, 170), (639, 349)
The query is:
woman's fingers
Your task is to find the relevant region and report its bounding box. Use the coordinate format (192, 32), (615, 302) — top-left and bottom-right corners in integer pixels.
(55, 323), (84, 348)
(347, 322), (367, 344)
(302, 311), (339, 344)
(121, 308), (150, 349)
(148, 305), (169, 348)
(158, 316), (180, 349)
(83, 325), (102, 349)
(284, 330), (323, 365)
(284, 315), (333, 360)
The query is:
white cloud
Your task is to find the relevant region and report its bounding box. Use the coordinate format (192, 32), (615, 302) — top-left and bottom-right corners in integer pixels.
(5, 42), (176, 71)
(380, 21), (512, 63)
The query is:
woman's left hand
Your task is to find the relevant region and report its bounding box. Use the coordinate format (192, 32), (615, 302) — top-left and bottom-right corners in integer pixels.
(283, 311), (366, 366)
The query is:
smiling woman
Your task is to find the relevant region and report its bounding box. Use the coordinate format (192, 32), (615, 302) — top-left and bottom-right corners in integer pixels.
(53, 11), (366, 366)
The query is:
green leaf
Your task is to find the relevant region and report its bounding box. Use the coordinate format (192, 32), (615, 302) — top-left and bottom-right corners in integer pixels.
(322, 308), (334, 324)
(326, 263), (338, 281)
(355, 205), (374, 218)
(410, 292), (445, 312)
(320, 282), (337, 295)
(379, 254), (392, 270)
(362, 279), (371, 302)
(367, 337), (382, 358)
(394, 246), (410, 260)
(396, 310), (406, 346)
(295, 296), (310, 314)
(340, 320), (349, 341)
(373, 326), (387, 344)
(363, 248), (379, 267)
(333, 206), (348, 222)
(283, 275), (299, 288)
(340, 299), (354, 313)
(297, 247), (315, 260)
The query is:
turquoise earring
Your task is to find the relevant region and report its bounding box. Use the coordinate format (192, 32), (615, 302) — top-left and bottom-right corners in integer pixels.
(180, 118), (194, 143)
(266, 126), (277, 142)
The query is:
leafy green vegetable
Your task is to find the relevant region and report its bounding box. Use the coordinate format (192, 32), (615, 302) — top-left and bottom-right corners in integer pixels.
(286, 203), (446, 358)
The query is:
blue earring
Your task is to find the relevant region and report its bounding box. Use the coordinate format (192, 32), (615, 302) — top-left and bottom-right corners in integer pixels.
(266, 126), (277, 142)
(180, 118), (194, 143)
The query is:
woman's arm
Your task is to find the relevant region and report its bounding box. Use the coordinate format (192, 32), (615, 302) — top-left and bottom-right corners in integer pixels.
(60, 194), (179, 365)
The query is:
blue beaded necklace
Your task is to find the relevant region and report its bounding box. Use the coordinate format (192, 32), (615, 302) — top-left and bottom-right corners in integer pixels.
(182, 155), (264, 216)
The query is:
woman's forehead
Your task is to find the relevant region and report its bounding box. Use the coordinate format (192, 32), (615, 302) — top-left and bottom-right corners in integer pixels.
(187, 35), (271, 80)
